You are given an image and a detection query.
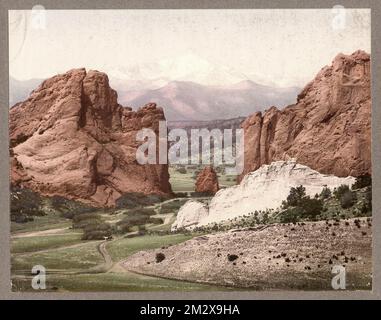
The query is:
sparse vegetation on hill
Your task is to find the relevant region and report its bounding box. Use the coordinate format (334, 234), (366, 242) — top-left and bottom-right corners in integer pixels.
(116, 207), (163, 234)
(10, 187), (96, 223)
(115, 193), (169, 209)
(188, 182), (372, 234)
(50, 196), (95, 219)
(158, 199), (188, 214)
(280, 185), (323, 223)
(72, 212), (112, 240)
(352, 175), (372, 190)
(10, 187), (45, 222)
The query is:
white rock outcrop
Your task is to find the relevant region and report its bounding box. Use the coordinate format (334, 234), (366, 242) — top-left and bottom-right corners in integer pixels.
(171, 200), (209, 231)
(172, 160), (356, 230)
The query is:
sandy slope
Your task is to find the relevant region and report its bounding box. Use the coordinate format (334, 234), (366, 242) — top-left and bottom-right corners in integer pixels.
(123, 218), (372, 290)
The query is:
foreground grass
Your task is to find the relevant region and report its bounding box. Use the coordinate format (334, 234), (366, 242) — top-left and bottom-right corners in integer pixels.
(12, 271), (227, 292)
(107, 234), (195, 262)
(12, 240), (103, 272)
(169, 169), (195, 192)
(11, 214), (71, 234)
(11, 233), (83, 254)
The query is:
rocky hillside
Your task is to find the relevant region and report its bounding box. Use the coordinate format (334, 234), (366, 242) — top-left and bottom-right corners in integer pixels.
(240, 51), (371, 180)
(172, 160), (355, 230)
(124, 217), (372, 290)
(10, 69), (172, 207)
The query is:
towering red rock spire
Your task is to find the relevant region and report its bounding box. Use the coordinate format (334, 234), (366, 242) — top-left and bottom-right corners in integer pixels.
(10, 68), (172, 207)
(240, 50), (371, 180)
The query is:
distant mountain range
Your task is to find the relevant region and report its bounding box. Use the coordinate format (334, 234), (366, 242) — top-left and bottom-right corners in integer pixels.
(9, 54), (300, 120)
(9, 77), (43, 107)
(118, 80), (299, 121)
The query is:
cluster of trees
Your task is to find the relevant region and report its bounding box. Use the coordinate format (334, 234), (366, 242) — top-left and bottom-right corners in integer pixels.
(72, 212), (112, 240)
(115, 192), (167, 209)
(10, 187), (44, 222)
(280, 186), (323, 223)
(116, 207), (163, 234)
(280, 175), (372, 223)
(51, 195), (95, 219)
(158, 199), (187, 214)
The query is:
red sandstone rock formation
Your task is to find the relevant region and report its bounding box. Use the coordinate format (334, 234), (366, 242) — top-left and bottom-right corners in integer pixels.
(195, 166), (219, 194)
(10, 68), (172, 207)
(240, 50), (371, 180)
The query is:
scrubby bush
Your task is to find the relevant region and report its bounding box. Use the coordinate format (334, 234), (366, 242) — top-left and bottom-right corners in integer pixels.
(300, 197), (322, 215)
(51, 196), (94, 219)
(156, 252), (166, 263)
(116, 210), (163, 234)
(284, 185), (306, 207)
(173, 192), (188, 198)
(126, 207), (156, 217)
(149, 217), (164, 224)
(365, 186), (372, 211)
(158, 199), (187, 214)
(320, 187), (332, 200)
(280, 207), (302, 223)
(10, 187), (45, 219)
(115, 193), (167, 209)
(340, 190), (357, 209)
(82, 222), (112, 240)
(228, 254), (239, 262)
(11, 213), (34, 223)
(72, 213), (102, 229)
(191, 191), (214, 197)
(176, 167), (187, 174)
(333, 185), (350, 200)
(280, 186), (323, 222)
(352, 175), (372, 190)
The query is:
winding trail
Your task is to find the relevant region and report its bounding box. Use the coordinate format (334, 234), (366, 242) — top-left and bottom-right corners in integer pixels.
(97, 241), (113, 270)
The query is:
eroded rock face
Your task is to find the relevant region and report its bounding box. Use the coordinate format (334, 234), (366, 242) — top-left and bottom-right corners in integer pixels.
(171, 200), (208, 231)
(195, 166), (219, 194)
(173, 160), (356, 229)
(10, 68), (172, 207)
(240, 51), (371, 180)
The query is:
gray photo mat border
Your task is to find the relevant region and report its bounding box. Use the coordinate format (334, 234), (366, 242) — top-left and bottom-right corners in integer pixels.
(0, 0), (380, 300)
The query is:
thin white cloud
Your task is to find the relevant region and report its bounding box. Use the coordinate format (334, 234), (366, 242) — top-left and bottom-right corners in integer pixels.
(9, 9), (370, 87)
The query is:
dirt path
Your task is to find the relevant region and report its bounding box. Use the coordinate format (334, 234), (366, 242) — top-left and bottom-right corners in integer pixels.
(98, 241), (113, 270)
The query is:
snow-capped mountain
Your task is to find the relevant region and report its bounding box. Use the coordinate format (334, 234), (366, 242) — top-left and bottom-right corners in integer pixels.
(107, 53), (249, 89)
(9, 53), (301, 120)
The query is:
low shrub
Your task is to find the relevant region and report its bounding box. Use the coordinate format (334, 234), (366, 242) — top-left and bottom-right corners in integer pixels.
(319, 187), (332, 200)
(333, 185), (350, 201)
(280, 207), (302, 223)
(340, 190), (357, 209)
(126, 207), (156, 217)
(51, 196), (94, 218)
(156, 252), (166, 263)
(158, 199), (187, 214)
(115, 193), (167, 209)
(176, 167), (187, 174)
(228, 254), (239, 262)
